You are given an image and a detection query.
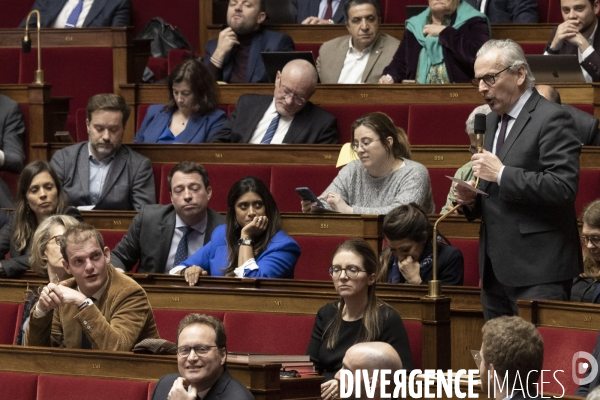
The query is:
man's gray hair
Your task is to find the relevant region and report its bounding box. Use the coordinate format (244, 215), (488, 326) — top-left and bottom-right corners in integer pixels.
(476, 39), (535, 89)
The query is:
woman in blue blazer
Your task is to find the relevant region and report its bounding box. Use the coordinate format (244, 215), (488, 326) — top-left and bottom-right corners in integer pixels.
(179, 176), (300, 282)
(134, 59), (226, 143)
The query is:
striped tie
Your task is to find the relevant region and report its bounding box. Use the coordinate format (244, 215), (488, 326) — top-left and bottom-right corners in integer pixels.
(65, 0), (84, 28)
(260, 113), (280, 144)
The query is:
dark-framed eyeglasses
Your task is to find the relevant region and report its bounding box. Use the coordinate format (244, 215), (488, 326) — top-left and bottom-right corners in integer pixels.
(328, 265), (367, 278)
(49, 235), (63, 246)
(278, 78), (307, 106)
(582, 235), (600, 247)
(471, 66), (511, 88)
(177, 345), (219, 358)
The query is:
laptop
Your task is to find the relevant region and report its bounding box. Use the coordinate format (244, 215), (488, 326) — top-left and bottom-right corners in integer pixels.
(525, 55), (586, 83)
(261, 51), (318, 83)
(405, 5), (428, 19)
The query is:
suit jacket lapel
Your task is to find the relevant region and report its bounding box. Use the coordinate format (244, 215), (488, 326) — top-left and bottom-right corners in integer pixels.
(497, 91), (539, 161)
(78, 144), (91, 201)
(244, 96), (273, 142)
(83, 0), (103, 26)
(332, 39), (350, 82)
(98, 146), (127, 203)
(309, 0), (320, 17)
(178, 115), (204, 143)
(246, 34), (262, 82)
(282, 103), (310, 143)
(362, 34), (384, 82)
(157, 206), (176, 269)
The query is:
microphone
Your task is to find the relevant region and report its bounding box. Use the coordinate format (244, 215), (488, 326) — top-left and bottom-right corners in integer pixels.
(22, 34), (31, 53)
(474, 113), (486, 153)
(22, 10), (44, 84)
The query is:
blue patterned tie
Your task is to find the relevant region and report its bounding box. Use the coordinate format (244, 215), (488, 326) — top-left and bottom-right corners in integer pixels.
(173, 226), (192, 266)
(65, 0), (85, 28)
(260, 113), (280, 144)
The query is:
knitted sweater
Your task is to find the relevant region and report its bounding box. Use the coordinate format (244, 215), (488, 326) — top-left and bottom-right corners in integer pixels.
(320, 159), (434, 214)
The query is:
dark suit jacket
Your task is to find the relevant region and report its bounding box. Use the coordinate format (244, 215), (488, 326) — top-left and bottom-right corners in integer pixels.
(563, 103), (600, 146)
(20, 0), (131, 27)
(133, 105), (227, 144)
(290, 0), (347, 23)
(151, 371), (254, 400)
(110, 204), (225, 273)
(0, 207), (81, 278)
(546, 17), (600, 82)
(382, 15), (489, 83)
(464, 90), (583, 287)
(204, 29), (294, 83)
(208, 94), (338, 144)
(575, 333), (600, 397)
(0, 95), (25, 208)
(50, 142), (156, 211)
(463, 0), (538, 23)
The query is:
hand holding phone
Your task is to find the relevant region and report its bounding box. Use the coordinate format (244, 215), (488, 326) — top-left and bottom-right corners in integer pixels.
(295, 187), (324, 208)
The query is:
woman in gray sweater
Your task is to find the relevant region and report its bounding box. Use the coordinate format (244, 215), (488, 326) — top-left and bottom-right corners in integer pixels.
(301, 112), (434, 214)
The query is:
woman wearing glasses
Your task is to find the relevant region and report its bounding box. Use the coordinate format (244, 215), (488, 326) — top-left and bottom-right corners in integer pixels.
(179, 176), (300, 284)
(379, 0), (489, 84)
(0, 161), (81, 278)
(378, 203), (464, 285)
(571, 200), (600, 302)
(302, 112), (434, 214)
(306, 239), (413, 400)
(16, 215), (81, 345)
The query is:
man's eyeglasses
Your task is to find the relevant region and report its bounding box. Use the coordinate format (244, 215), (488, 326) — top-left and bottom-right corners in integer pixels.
(177, 345), (219, 358)
(351, 139), (380, 152)
(329, 266), (367, 278)
(278, 79), (307, 106)
(582, 235), (600, 247)
(471, 66), (511, 88)
(49, 235), (63, 246)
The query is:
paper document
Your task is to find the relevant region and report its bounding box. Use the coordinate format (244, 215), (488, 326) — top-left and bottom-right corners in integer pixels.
(446, 176), (489, 197)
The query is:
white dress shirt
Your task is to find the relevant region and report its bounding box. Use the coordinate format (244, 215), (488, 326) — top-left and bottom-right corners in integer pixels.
(338, 37), (375, 84)
(249, 100), (294, 144)
(53, 0), (95, 28)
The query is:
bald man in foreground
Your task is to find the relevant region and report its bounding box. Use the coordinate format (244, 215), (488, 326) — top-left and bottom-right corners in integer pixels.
(208, 59), (338, 144)
(335, 342), (403, 400)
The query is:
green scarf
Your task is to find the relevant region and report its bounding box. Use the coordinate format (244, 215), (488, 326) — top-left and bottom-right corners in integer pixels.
(406, 1), (489, 84)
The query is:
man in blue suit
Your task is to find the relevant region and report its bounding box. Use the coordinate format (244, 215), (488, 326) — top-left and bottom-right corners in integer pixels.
(291, 0), (348, 24)
(464, 0), (538, 23)
(20, 0), (130, 28)
(205, 0), (294, 83)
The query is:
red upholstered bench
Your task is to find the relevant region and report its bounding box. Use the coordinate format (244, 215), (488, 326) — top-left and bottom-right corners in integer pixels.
(572, 104), (595, 115)
(319, 104), (410, 144)
(270, 165), (339, 212)
(403, 320), (423, 370)
(576, 169), (600, 217)
(159, 164), (272, 212)
(383, 0), (427, 23)
(519, 43), (546, 54)
(407, 104), (479, 145)
(448, 238), (480, 287)
(0, 49), (21, 84)
(0, 302), (22, 345)
(153, 310), (225, 342)
(536, 327), (598, 395)
(545, 0), (563, 23)
(0, 372), (38, 400)
(292, 235), (352, 281)
(223, 312), (315, 355)
(37, 374), (150, 400)
(294, 43), (322, 61)
(99, 230), (127, 252)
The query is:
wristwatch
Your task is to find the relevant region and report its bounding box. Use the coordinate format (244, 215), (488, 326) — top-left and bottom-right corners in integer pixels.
(238, 238), (254, 246)
(78, 298), (94, 311)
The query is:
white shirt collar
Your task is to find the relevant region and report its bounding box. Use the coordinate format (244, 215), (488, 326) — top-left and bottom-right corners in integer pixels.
(348, 35), (376, 56)
(175, 213), (208, 234)
(506, 88), (533, 120)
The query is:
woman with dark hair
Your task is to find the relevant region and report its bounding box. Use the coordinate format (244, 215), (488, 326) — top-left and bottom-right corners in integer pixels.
(134, 59), (226, 143)
(571, 200), (600, 302)
(180, 176), (300, 284)
(378, 203), (463, 285)
(306, 239), (413, 400)
(0, 161), (81, 278)
(379, 0), (489, 84)
(302, 112), (433, 214)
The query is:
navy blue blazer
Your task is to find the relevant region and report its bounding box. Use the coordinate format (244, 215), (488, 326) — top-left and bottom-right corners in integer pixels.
(204, 29), (294, 83)
(134, 105), (226, 143)
(463, 0), (538, 23)
(20, 0), (131, 28)
(291, 0), (347, 23)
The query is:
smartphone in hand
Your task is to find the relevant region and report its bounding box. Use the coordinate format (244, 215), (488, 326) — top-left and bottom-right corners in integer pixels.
(295, 187), (324, 208)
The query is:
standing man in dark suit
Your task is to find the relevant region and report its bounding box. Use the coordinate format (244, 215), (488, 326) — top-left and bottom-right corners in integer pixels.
(209, 59), (338, 144)
(464, 0), (538, 23)
(536, 84), (600, 145)
(151, 314), (254, 400)
(478, 316), (544, 399)
(51, 94), (155, 211)
(545, 0), (600, 82)
(0, 95), (25, 208)
(20, 0), (130, 28)
(205, 0), (294, 83)
(111, 161), (225, 274)
(455, 39), (582, 321)
(291, 0), (348, 24)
